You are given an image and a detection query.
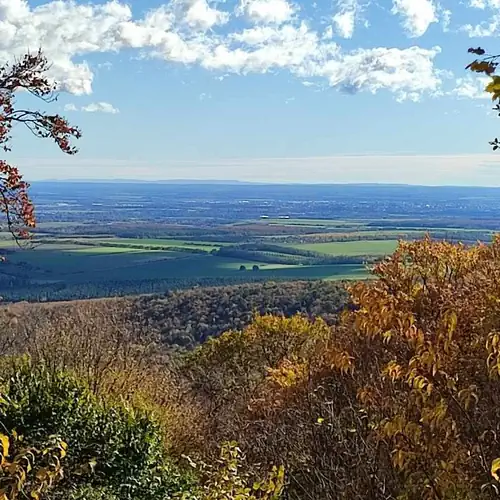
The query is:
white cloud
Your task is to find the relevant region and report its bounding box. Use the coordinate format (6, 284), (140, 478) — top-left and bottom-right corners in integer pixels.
(468, 0), (500, 8)
(449, 76), (490, 99)
(0, 0), (448, 101)
(391, 0), (437, 37)
(63, 103), (78, 112)
(461, 0), (500, 35)
(310, 46), (442, 100)
(462, 18), (500, 36)
(82, 102), (120, 114)
(169, 0), (229, 31)
(332, 0), (362, 39)
(65, 102), (120, 113)
(237, 0), (295, 24)
(441, 9), (451, 31)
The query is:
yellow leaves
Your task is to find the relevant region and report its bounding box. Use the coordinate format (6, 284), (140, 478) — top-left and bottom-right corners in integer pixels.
(486, 75), (500, 101)
(382, 360), (404, 382)
(458, 385), (479, 411)
(0, 433), (68, 500)
(420, 399), (449, 432)
(486, 331), (500, 379)
(392, 449), (407, 470)
(491, 457), (500, 481)
(58, 441), (67, 459)
(383, 415), (406, 438)
(178, 442), (284, 500)
(357, 386), (375, 406)
(0, 434), (9, 461)
(266, 358), (308, 389)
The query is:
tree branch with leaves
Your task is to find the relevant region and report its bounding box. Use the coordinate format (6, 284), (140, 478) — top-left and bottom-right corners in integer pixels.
(467, 47), (500, 150)
(0, 49), (81, 241)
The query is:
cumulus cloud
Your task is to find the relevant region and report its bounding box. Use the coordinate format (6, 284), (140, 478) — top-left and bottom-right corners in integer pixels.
(237, 0), (295, 24)
(168, 0), (229, 30)
(0, 0), (449, 101)
(449, 76), (490, 99)
(391, 0), (437, 37)
(462, 0), (500, 35)
(332, 0), (363, 39)
(65, 102), (120, 114)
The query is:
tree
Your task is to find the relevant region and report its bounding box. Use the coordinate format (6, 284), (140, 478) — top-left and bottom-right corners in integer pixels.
(252, 265), (260, 272)
(0, 49), (81, 240)
(239, 265), (247, 271)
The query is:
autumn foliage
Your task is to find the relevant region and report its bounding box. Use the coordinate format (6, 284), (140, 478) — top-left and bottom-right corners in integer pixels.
(178, 236), (500, 499)
(0, 50), (80, 238)
(5, 237), (500, 498)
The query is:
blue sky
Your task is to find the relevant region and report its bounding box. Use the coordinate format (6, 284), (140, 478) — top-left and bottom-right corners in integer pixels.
(4, 0), (500, 184)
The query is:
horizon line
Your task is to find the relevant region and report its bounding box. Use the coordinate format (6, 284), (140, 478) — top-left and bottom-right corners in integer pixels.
(28, 179), (500, 189)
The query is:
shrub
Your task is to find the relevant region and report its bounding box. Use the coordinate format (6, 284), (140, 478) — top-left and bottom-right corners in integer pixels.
(176, 442), (284, 500)
(0, 361), (194, 500)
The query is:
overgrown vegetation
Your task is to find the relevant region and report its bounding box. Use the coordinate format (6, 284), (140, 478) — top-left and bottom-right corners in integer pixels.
(5, 46), (500, 500)
(6, 236), (500, 498)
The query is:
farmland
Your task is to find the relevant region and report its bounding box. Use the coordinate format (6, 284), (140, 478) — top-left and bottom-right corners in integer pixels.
(290, 240), (399, 256)
(1, 181), (499, 302)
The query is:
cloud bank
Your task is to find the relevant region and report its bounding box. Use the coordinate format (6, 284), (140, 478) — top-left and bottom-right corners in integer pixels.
(0, 0), (492, 102)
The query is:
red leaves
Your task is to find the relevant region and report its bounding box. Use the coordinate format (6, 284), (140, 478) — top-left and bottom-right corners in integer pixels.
(0, 50), (81, 240)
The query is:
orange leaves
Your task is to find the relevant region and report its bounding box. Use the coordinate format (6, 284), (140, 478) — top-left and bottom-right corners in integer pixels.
(328, 349), (355, 376)
(466, 60), (496, 75)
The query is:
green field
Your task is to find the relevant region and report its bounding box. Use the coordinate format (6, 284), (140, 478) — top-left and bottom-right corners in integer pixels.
(0, 228), (414, 302)
(92, 238), (225, 251)
(290, 240), (399, 256)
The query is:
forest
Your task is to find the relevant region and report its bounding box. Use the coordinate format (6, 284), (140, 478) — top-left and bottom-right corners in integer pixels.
(2, 45), (500, 500)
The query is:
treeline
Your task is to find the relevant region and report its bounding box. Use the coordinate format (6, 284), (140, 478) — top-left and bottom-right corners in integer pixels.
(41, 238), (210, 254)
(131, 280), (349, 347)
(267, 229), (495, 245)
(33, 223), (255, 243)
(214, 243), (376, 265)
(0, 275), (305, 303)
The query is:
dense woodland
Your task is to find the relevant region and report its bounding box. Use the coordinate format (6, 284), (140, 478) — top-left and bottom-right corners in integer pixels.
(131, 280), (348, 346)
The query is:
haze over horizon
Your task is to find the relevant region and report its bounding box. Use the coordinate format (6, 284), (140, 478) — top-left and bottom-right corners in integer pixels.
(5, 0), (500, 185)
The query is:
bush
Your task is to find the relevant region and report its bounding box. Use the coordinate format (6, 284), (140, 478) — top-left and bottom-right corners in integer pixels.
(0, 361), (194, 500)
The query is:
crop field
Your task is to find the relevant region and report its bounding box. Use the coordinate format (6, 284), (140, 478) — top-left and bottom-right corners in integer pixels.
(2, 208), (489, 303)
(91, 238), (227, 251)
(290, 240), (400, 256)
(0, 229), (467, 294)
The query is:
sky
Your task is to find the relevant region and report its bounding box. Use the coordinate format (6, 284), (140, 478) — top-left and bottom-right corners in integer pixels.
(4, 0), (500, 184)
